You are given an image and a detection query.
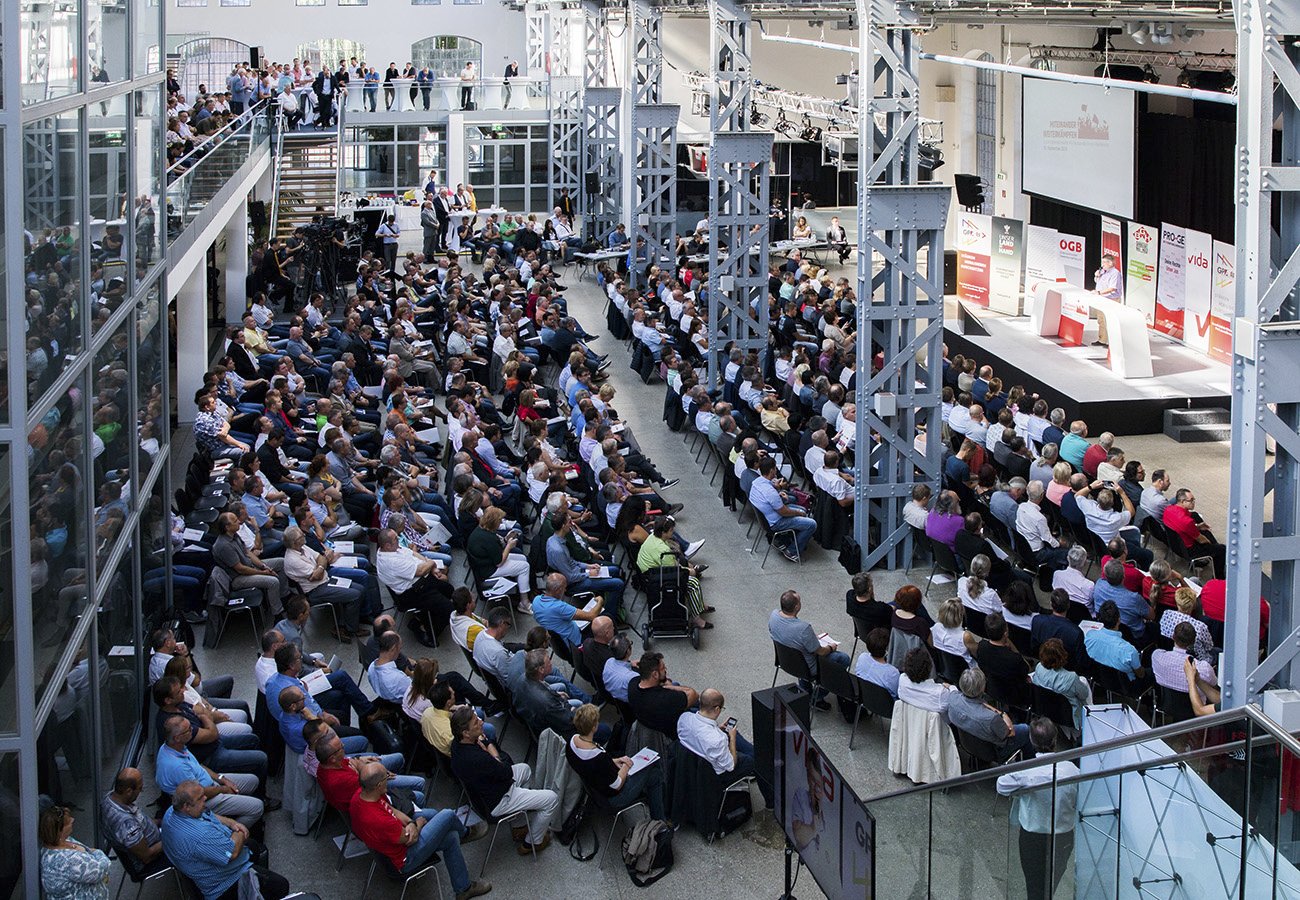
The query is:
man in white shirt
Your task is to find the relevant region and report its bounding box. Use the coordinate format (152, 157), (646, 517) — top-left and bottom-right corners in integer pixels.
(1051, 546), (1096, 613)
(1015, 482), (1069, 567)
(902, 484), (932, 531)
(366, 631), (412, 702)
(965, 405), (990, 445)
(813, 451), (854, 506)
(676, 689), (772, 806)
(804, 431), (829, 477)
(375, 528), (452, 646)
(996, 719), (1078, 900)
(471, 610), (516, 683)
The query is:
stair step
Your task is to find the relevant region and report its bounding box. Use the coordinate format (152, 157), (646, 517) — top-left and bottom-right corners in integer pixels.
(1162, 422), (1232, 443)
(1163, 407), (1230, 427)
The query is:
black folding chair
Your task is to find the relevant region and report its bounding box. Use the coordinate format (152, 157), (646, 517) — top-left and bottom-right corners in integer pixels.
(850, 676), (896, 749)
(925, 538), (962, 598)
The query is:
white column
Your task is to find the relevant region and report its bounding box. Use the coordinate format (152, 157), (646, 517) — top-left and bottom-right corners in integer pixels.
(225, 199), (249, 327)
(174, 257), (209, 425)
(447, 113), (466, 187)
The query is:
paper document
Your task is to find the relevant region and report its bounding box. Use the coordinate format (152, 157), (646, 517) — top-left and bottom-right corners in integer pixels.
(326, 654), (342, 673)
(582, 598), (600, 614)
(362, 385), (383, 397)
(417, 474), (431, 490)
(329, 576), (352, 589)
(611, 423), (626, 434)
(628, 749), (660, 776)
(301, 668), (333, 697)
(564, 469), (579, 480)
(108, 645), (135, 657)
(818, 632), (839, 649)
(415, 428), (439, 443)
(182, 527), (206, 542)
(334, 556), (359, 568)
(1078, 620), (1104, 633)
(331, 540), (355, 554)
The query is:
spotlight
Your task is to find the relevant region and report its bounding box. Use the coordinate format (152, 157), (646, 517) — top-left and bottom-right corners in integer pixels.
(1129, 22), (1149, 45)
(918, 143), (945, 180)
(1142, 64), (1159, 83)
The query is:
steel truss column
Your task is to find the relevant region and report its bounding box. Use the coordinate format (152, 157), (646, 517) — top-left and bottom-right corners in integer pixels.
(705, 0), (755, 389)
(852, 0), (949, 571)
(630, 104), (679, 280)
(582, 87), (621, 243)
(526, 1), (547, 78)
(707, 132), (773, 388)
(708, 0), (752, 135)
(581, 0), (608, 89)
(630, 0), (663, 106)
(549, 75), (582, 213)
(1222, 0), (1300, 707)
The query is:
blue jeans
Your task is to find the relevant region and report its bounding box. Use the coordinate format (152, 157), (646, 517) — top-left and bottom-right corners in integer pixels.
(570, 576), (624, 621)
(546, 674), (590, 704)
(802, 650), (851, 702)
(730, 731), (773, 807)
(612, 762), (666, 820)
(205, 739), (268, 790)
(404, 808), (470, 893)
(772, 514), (818, 554)
(319, 670), (373, 724)
(341, 734), (370, 756)
(329, 566), (382, 618)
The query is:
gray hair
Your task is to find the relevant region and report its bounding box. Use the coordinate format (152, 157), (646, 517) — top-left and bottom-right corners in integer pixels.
(1067, 544), (1089, 572)
(283, 525), (304, 546)
(523, 648), (548, 681)
(958, 667), (987, 699)
(1008, 477), (1027, 493)
(1026, 480), (1045, 502)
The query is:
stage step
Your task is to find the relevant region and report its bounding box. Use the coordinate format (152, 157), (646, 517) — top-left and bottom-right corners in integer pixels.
(1163, 408), (1231, 443)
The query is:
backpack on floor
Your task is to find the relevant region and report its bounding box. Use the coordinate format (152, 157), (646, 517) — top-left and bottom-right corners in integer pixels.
(716, 789), (752, 838)
(622, 819), (675, 887)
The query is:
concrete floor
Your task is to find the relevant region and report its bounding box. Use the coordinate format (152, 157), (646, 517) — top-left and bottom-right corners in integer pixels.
(175, 251), (1233, 900)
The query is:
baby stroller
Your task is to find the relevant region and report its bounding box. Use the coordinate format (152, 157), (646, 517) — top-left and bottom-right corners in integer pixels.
(640, 565), (700, 651)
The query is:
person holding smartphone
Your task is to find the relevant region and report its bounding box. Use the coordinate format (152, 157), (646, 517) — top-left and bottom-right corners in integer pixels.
(677, 689), (773, 808)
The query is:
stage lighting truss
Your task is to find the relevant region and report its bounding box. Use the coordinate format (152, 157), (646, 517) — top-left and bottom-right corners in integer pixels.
(683, 70), (942, 145)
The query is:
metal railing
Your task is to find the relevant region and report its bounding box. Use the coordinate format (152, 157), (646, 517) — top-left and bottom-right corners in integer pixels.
(862, 703), (1300, 898)
(165, 101), (273, 247)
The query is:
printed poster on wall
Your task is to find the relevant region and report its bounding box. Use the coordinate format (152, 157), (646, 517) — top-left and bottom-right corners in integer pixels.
(1058, 232), (1087, 289)
(987, 216), (1025, 315)
(1024, 224), (1063, 296)
(1155, 222), (1187, 339)
(1100, 216), (1123, 270)
(1125, 221), (1159, 325)
(956, 213), (993, 307)
(1182, 228), (1213, 354)
(1209, 240), (1235, 363)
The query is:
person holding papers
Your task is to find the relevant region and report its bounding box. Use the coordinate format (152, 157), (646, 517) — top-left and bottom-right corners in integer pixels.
(565, 703), (667, 821)
(531, 573), (604, 650)
(281, 526), (368, 641)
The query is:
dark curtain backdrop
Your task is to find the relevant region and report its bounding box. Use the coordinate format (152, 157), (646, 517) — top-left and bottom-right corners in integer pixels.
(1029, 106), (1235, 280)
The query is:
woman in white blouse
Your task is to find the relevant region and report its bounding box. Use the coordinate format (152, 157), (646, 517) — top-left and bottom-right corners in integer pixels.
(931, 598), (973, 664)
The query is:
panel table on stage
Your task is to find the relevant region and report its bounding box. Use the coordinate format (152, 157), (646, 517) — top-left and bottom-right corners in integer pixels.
(1030, 282), (1152, 379)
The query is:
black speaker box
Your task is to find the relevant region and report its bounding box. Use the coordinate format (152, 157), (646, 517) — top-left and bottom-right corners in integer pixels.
(751, 684), (811, 801)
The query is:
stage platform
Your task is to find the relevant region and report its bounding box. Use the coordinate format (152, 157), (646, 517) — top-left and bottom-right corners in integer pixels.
(941, 300), (1231, 435)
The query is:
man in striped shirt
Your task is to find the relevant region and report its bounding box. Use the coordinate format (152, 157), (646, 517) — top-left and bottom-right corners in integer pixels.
(161, 780), (291, 900)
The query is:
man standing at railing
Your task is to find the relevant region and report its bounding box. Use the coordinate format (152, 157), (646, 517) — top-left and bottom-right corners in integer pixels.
(996, 719), (1078, 900)
(459, 61), (476, 111)
(228, 66), (252, 116)
(313, 66), (338, 129)
(503, 60), (519, 109)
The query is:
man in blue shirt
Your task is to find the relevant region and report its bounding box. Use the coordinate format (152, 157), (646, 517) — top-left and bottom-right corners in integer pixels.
(275, 684), (368, 756)
(1059, 421), (1091, 470)
(1083, 601), (1150, 686)
(1092, 559), (1153, 643)
(264, 643), (373, 728)
(162, 780), (291, 899)
(853, 627), (900, 698)
(545, 512), (624, 620)
(531, 572), (605, 649)
(154, 717), (265, 828)
(748, 457), (817, 561)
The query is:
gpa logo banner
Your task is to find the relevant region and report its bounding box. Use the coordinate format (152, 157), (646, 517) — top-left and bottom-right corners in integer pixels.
(1208, 241), (1235, 363)
(955, 213), (992, 307)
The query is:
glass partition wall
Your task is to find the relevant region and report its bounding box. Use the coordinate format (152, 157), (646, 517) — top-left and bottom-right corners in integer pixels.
(3, 0), (170, 893)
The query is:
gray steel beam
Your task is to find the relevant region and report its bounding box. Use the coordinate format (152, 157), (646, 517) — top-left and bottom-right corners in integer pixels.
(1223, 0), (1300, 707)
(582, 86), (621, 243)
(630, 104), (679, 280)
(707, 132), (773, 388)
(851, 0), (947, 572)
(549, 75), (582, 213)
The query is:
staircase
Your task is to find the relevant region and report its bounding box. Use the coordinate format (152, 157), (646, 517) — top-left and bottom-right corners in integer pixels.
(1163, 407), (1231, 443)
(271, 133), (339, 239)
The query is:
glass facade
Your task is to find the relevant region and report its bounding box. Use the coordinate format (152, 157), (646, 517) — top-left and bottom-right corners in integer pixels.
(465, 123), (549, 214)
(343, 123), (446, 197)
(2, 0), (169, 891)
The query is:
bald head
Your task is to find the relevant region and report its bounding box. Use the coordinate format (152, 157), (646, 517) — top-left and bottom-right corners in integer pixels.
(700, 688), (725, 715)
(358, 761), (389, 795)
(591, 616), (614, 643)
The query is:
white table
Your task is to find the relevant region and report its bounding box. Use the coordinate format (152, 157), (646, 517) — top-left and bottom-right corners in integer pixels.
(1090, 295), (1153, 379)
(1031, 282), (1152, 379)
(573, 248), (627, 280)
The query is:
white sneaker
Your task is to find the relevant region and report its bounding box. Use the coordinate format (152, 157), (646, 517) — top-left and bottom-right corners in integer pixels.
(685, 540), (706, 559)
(516, 600), (534, 616)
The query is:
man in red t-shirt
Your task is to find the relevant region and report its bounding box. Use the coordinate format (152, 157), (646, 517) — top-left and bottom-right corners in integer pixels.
(349, 762), (489, 898)
(312, 732), (425, 812)
(1197, 579), (1270, 641)
(1162, 488), (1226, 576)
(1082, 433), (1113, 479)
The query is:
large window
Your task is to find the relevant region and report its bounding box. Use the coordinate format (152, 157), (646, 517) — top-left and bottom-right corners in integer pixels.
(174, 37), (250, 100)
(465, 124), (549, 214)
(344, 124), (446, 198)
(20, 0), (81, 103)
(411, 36), (481, 78)
(974, 52), (996, 214)
(297, 40), (365, 69)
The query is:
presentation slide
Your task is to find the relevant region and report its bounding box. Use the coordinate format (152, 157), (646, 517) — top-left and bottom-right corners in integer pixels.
(1022, 79), (1136, 219)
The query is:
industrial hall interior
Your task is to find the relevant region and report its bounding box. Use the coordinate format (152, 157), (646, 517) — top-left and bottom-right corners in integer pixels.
(7, 0), (1300, 896)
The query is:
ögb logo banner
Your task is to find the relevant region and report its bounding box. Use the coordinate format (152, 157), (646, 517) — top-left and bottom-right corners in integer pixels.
(956, 212), (992, 307)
